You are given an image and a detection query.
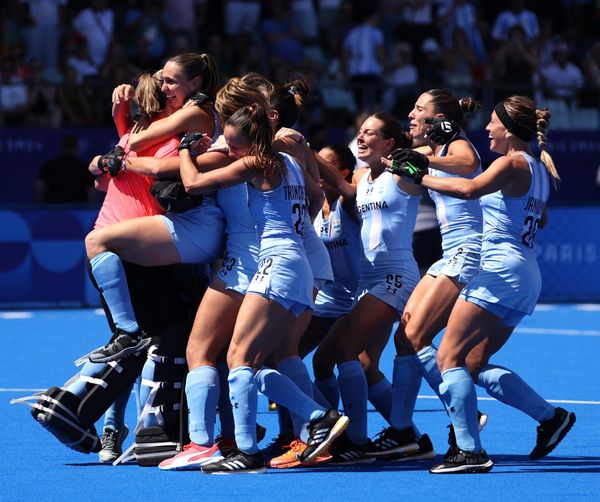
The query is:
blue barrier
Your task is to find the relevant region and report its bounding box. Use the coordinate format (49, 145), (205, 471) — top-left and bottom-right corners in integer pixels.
(0, 206), (597, 307)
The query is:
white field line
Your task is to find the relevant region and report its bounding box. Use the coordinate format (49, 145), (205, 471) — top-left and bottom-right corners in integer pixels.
(514, 327), (600, 337)
(3, 389), (600, 406)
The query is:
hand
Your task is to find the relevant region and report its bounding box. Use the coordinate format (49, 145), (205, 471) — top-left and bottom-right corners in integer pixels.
(425, 117), (460, 145)
(97, 146), (126, 177)
(111, 84), (135, 104)
(385, 159), (427, 184)
(390, 148), (429, 170)
(178, 132), (206, 153)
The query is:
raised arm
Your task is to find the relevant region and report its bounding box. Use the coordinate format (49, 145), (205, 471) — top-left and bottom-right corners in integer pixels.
(128, 105), (215, 152)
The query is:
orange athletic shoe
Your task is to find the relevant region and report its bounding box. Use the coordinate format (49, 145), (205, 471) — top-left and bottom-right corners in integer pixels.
(268, 439), (331, 469)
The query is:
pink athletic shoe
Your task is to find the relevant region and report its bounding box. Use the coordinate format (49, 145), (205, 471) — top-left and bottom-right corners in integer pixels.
(158, 442), (222, 470)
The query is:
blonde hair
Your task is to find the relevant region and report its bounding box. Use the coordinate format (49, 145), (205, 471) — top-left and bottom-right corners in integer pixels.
(135, 70), (164, 120)
(503, 95), (560, 189)
(215, 75), (270, 125)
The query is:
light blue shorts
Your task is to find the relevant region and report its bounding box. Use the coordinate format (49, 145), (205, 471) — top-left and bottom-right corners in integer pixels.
(217, 235), (259, 294)
(246, 250), (313, 317)
(427, 245), (480, 285)
(161, 202), (225, 264)
(464, 296), (527, 327)
(355, 255), (420, 314)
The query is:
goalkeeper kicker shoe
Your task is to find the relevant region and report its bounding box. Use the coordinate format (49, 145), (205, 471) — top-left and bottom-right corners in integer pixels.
(89, 330), (151, 363)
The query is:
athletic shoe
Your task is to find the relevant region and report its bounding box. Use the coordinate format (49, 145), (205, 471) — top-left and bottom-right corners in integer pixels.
(99, 425), (129, 463)
(158, 442), (222, 470)
(201, 448), (266, 474)
(529, 407), (576, 460)
(430, 449), (493, 474)
(268, 439), (332, 468)
(297, 409), (349, 464)
(261, 430), (296, 461)
(445, 410), (489, 460)
(367, 426), (419, 457)
(328, 434), (376, 465)
(379, 434), (435, 462)
(89, 330), (151, 363)
(215, 436), (237, 458)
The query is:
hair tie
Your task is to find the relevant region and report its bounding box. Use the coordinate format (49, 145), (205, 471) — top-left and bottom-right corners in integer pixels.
(288, 85), (298, 96)
(494, 102), (533, 142)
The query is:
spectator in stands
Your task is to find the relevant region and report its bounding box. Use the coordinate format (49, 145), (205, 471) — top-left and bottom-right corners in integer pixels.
(436, 0), (487, 64)
(382, 41), (418, 116)
(491, 0), (540, 45)
(56, 66), (94, 126)
(35, 134), (96, 204)
(25, 58), (61, 127)
(417, 37), (445, 91)
(583, 40), (600, 107)
(442, 28), (480, 98)
(342, 6), (385, 113)
(541, 42), (584, 105)
(71, 0), (114, 68)
(20, 0), (66, 73)
(491, 24), (538, 103)
(260, 2), (305, 67)
(0, 52), (28, 127)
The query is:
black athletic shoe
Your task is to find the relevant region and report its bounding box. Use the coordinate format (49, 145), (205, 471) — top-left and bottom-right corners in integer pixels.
(445, 410), (488, 460)
(367, 426), (419, 457)
(329, 433), (376, 465)
(201, 448), (266, 474)
(529, 407), (576, 460)
(297, 409), (349, 464)
(89, 330), (151, 363)
(378, 433), (435, 462)
(430, 449), (493, 474)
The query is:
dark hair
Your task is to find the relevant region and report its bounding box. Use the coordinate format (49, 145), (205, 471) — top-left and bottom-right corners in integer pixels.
(167, 52), (219, 101)
(370, 112), (412, 149)
(323, 144), (356, 176)
(226, 104), (284, 178)
(270, 77), (311, 128)
(425, 88), (481, 128)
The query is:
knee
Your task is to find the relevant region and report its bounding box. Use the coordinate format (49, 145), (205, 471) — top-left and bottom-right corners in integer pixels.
(85, 229), (106, 259)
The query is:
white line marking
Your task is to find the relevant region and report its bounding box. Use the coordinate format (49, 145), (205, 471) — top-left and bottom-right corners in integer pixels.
(575, 304), (600, 311)
(0, 312), (33, 319)
(416, 395), (600, 405)
(514, 327), (600, 337)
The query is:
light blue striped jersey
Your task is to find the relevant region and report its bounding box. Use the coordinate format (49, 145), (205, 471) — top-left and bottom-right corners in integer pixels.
(313, 198), (362, 316)
(480, 152), (550, 249)
(428, 136), (483, 252)
(247, 151), (306, 252)
(355, 169), (419, 261)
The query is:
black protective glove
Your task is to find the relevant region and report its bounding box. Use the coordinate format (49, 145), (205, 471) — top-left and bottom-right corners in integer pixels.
(97, 146), (126, 177)
(386, 159), (427, 184)
(425, 117), (460, 145)
(390, 148), (429, 170)
(178, 132), (205, 153)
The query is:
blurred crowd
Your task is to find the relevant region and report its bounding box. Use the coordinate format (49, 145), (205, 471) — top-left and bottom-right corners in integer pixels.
(1, 0), (599, 143)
